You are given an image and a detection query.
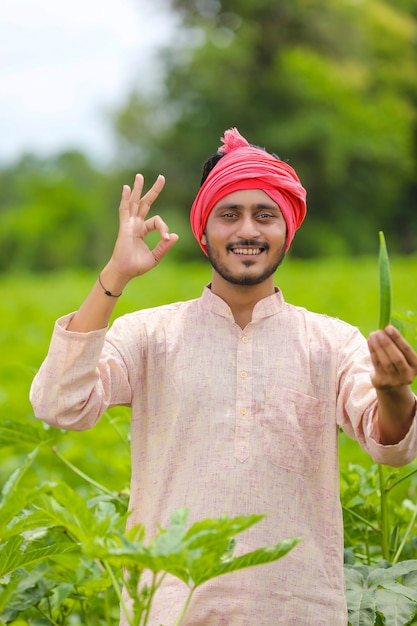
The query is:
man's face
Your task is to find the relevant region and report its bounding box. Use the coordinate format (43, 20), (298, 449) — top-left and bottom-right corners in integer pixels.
(201, 189), (287, 287)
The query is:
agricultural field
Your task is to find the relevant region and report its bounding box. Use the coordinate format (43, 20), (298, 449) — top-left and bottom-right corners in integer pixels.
(5, 254), (416, 474)
(1, 255), (417, 624)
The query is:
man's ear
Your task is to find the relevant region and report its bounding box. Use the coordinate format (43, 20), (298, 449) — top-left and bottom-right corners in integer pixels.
(201, 232), (207, 245)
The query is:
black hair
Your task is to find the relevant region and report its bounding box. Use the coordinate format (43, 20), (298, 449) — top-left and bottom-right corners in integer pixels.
(200, 152), (225, 186)
(200, 145), (281, 186)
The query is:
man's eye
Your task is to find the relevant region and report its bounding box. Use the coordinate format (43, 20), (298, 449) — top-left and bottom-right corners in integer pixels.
(258, 213), (273, 219)
(222, 212), (237, 218)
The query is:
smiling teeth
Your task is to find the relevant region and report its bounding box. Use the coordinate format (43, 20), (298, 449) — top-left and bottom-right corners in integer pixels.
(233, 248), (262, 255)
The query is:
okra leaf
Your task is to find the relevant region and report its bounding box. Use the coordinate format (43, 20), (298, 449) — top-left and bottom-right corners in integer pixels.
(191, 536), (302, 587)
(0, 535), (79, 577)
(184, 513), (265, 551)
(0, 447), (39, 500)
(374, 586), (417, 625)
(0, 418), (62, 447)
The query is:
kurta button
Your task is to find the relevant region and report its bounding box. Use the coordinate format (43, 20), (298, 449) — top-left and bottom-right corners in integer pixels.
(241, 336), (249, 343)
(240, 407), (247, 415)
(240, 371), (248, 378)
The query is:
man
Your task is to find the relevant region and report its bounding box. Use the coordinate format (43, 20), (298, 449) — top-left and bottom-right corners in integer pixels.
(30, 128), (417, 625)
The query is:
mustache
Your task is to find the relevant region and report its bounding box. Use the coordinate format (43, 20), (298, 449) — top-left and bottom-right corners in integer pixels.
(226, 239), (270, 251)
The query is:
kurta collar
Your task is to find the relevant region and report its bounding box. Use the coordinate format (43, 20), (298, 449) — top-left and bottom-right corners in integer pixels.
(201, 284), (285, 322)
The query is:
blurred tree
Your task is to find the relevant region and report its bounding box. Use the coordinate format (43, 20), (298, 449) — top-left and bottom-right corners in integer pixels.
(1, 0), (416, 272)
(0, 151), (118, 272)
(112, 0), (417, 257)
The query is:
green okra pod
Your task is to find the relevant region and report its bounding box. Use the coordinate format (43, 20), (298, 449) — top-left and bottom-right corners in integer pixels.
(378, 230), (392, 329)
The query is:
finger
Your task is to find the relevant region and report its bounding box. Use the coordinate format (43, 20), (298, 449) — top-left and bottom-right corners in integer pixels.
(144, 214), (172, 241)
(368, 330), (415, 384)
(385, 325), (417, 368)
(118, 184), (132, 216)
(369, 331), (403, 370)
(367, 337), (381, 369)
(129, 174), (145, 217)
(151, 233), (179, 265)
(138, 175), (166, 219)
(372, 327), (417, 371)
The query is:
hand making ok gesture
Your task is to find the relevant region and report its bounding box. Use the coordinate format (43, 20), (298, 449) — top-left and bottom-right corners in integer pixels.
(66, 174), (178, 333)
(110, 173), (179, 281)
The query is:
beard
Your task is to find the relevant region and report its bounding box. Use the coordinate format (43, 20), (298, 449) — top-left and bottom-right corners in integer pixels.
(205, 236), (286, 286)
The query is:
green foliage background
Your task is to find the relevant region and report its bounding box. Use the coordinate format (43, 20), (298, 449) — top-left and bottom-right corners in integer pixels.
(0, 0), (416, 272)
(112, 0), (417, 259)
(2, 254), (417, 486)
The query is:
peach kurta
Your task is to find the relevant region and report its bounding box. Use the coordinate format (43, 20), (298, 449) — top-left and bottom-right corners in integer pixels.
(30, 287), (417, 625)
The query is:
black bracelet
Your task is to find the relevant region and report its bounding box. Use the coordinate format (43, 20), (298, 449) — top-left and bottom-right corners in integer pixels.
(98, 274), (123, 298)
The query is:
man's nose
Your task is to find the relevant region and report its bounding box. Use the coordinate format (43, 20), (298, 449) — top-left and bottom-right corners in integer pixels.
(236, 215), (261, 239)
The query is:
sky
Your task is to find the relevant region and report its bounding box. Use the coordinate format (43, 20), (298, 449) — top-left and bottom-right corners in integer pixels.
(0, 0), (177, 165)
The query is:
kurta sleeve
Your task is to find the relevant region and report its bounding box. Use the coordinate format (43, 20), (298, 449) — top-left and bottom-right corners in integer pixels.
(30, 313), (132, 431)
(336, 327), (417, 467)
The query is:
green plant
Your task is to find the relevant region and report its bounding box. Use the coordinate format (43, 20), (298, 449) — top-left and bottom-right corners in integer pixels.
(101, 510), (300, 626)
(341, 233), (417, 625)
(345, 561), (417, 626)
(342, 463), (417, 564)
(0, 439), (300, 625)
(378, 231), (392, 330)
(342, 462), (417, 626)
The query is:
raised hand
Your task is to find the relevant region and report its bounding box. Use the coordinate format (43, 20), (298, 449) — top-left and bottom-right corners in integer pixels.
(66, 174), (178, 333)
(110, 173), (178, 280)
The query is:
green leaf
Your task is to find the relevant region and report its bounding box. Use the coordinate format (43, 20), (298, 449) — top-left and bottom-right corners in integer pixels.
(165, 513), (269, 585)
(102, 510), (300, 595)
(0, 571), (21, 611)
(0, 450), (55, 539)
(151, 508), (190, 558)
(0, 448), (39, 500)
(347, 591), (377, 626)
(0, 535), (79, 577)
(2, 509), (60, 540)
(184, 513), (265, 552)
(389, 523), (400, 556)
(404, 569), (417, 590)
(192, 536), (302, 587)
(346, 566), (377, 626)
(1, 567), (54, 617)
(346, 562), (417, 626)
(72, 560), (113, 595)
(32, 483), (100, 546)
(368, 560), (417, 588)
(49, 582), (75, 610)
(107, 539), (194, 587)
(375, 586), (417, 625)
(0, 418), (61, 448)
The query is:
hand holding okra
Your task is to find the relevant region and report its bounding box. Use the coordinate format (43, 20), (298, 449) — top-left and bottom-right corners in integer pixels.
(368, 325), (417, 391)
(368, 231), (417, 394)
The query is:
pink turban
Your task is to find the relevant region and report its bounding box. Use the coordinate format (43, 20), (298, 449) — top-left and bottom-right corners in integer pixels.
(190, 128), (307, 254)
